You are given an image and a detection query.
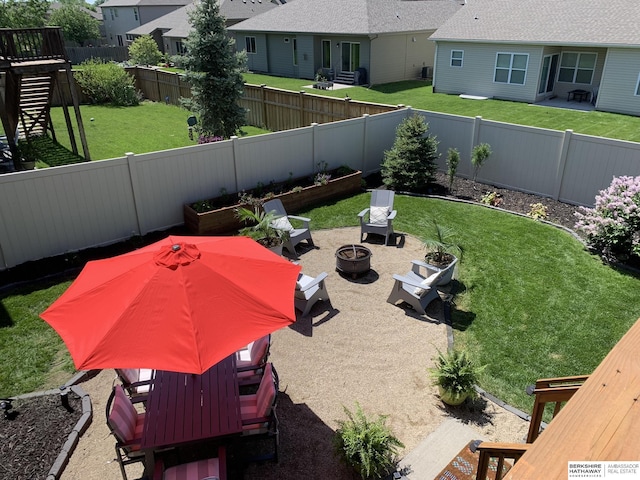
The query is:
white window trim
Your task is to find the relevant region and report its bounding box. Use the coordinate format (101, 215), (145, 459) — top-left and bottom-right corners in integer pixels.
(557, 51), (597, 84)
(450, 50), (463, 68)
(494, 52), (529, 85)
(245, 36), (256, 54)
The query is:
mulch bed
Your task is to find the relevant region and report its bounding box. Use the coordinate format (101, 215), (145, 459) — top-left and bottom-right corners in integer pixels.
(0, 174), (586, 479)
(0, 393), (82, 480)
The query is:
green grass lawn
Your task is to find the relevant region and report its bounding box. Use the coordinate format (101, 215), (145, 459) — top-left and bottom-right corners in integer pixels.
(244, 73), (640, 142)
(48, 101), (271, 162)
(5, 194), (639, 418)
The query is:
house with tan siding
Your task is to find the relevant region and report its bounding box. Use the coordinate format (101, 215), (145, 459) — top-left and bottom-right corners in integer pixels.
(430, 0), (640, 116)
(227, 0), (462, 86)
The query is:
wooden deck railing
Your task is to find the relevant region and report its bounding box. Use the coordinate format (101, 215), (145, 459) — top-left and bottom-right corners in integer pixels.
(476, 442), (531, 480)
(475, 375), (589, 480)
(0, 27), (67, 63)
(526, 374), (589, 443)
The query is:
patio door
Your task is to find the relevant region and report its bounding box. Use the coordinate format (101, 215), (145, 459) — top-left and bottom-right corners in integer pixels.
(341, 42), (360, 72)
(538, 54), (559, 94)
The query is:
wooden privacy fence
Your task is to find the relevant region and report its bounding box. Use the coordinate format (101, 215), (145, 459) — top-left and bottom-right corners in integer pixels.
(52, 67), (399, 130)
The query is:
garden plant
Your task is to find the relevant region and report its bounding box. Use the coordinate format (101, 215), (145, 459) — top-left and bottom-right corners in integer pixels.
(471, 142), (492, 182)
(128, 34), (163, 66)
(334, 402), (404, 479)
(429, 349), (485, 405)
(446, 147), (460, 193)
(575, 175), (640, 263)
(74, 59), (140, 106)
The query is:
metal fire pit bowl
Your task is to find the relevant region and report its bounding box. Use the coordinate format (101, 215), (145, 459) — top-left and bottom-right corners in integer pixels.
(335, 244), (372, 279)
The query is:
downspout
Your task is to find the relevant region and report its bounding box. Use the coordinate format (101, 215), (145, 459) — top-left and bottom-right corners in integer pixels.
(432, 42), (438, 92)
(369, 35), (378, 84)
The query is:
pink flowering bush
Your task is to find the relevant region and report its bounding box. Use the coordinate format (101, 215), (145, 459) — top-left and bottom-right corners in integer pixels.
(198, 134), (224, 144)
(574, 175), (640, 261)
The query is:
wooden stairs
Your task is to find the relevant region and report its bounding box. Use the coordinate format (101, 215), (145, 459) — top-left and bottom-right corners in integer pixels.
(334, 71), (355, 85)
(17, 73), (56, 140)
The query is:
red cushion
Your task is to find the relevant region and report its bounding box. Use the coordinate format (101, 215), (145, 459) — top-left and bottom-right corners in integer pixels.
(108, 385), (141, 444)
(163, 457), (219, 480)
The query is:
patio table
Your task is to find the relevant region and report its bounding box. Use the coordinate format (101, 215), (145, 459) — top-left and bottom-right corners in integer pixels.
(141, 354), (242, 451)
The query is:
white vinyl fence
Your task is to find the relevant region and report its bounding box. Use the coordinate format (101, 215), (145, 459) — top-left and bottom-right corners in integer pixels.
(1, 108), (640, 270)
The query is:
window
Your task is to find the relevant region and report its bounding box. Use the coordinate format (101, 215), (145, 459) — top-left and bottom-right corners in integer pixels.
(126, 34), (134, 41)
(450, 50), (463, 67)
(245, 36), (256, 54)
(558, 52), (596, 84)
(110, 8), (114, 20)
(176, 41), (187, 55)
(494, 52), (528, 85)
(114, 8), (118, 17)
(134, 8), (138, 21)
(292, 38), (298, 66)
(322, 40), (331, 69)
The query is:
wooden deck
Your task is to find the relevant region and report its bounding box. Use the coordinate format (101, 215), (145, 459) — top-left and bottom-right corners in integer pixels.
(504, 316), (640, 478)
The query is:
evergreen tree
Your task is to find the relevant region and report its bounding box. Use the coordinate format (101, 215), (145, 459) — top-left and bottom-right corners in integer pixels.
(381, 114), (439, 192)
(182, 0), (246, 139)
(128, 34), (163, 66)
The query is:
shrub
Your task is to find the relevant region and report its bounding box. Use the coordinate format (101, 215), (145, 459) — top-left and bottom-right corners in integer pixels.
(527, 203), (548, 221)
(75, 59), (140, 106)
(429, 349), (485, 403)
(334, 402), (404, 479)
(128, 34), (163, 66)
(381, 113), (439, 192)
(481, 191), (502, 207)
(574, 175), (640, 262)
(471, 143), (492, 182)
(446, 147), (460, 192)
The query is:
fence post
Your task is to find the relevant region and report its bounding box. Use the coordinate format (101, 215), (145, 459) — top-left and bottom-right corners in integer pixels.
(125, 152), (144, 235)
(299, 90), (306, 128)
(231, 136), (239, 193)
(155, 69), (161, 102)
(311, 122), (319, 173)
(471, 115), (483, 166)
(344, 96), (350, 120)
(361, 114), (369, 174)
(553, 129), (573, 201)
(260, 84), (267, 130)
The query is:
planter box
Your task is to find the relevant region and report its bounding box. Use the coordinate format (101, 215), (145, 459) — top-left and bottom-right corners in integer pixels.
(184, 170), (362, 235)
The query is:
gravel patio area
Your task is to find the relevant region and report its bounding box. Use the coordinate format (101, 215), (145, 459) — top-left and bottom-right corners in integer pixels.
(61, 226), (529, 480)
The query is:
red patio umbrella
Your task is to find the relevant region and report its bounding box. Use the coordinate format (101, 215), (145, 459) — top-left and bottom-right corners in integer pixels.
(40, 236), (301, 374)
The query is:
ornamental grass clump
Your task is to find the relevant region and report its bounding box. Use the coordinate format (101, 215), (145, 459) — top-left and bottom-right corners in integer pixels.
(334, 402), (404, 479)
(574, 175), (640, 262)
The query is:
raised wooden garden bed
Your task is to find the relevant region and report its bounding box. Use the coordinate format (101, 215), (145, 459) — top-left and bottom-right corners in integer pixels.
(184, 170), (363, 235)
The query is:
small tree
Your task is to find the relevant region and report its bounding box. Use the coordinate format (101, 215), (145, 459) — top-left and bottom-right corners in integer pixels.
(47, 5), (100, 46)
(181, 0), (246, 139)
(128, 35), (163, 66)
(471, 143), (492, 182)
(381, 113), (439, 192)
(446, 147), (460, 192)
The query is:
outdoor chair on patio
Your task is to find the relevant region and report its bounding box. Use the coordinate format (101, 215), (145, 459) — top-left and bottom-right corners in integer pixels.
(358, 190), (397, 245)
(153, 446), (227, 480)
(236, 334), (271, 384)
(263, 198), (314, 255)
(387, 260), (445, 316)
(106, 384), (147, 480)
(240, 362), (280, 463)
(294, 271), (330, 317)
(115, 368), (154, 400)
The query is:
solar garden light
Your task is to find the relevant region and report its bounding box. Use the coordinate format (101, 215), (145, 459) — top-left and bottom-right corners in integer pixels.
(0, 398), (13, 419)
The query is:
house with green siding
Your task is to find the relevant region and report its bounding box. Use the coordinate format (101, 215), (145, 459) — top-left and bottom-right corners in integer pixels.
(430, 0), (640, 116)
